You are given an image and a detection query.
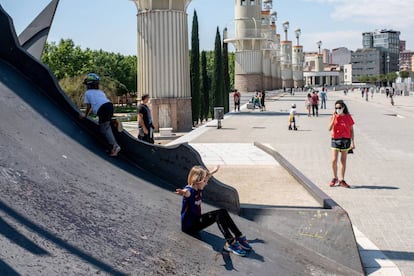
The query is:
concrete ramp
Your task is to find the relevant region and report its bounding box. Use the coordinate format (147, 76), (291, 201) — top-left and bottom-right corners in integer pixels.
(0, 5), (364, 275)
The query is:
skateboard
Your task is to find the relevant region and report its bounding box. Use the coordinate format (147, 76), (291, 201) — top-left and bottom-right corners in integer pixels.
(111, 117), (123, 132)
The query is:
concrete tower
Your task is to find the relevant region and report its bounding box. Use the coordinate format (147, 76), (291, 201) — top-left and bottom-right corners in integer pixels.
(225, 0), (265, 92)
(269, 12), (281, 90)
(292, 28), (304, 89)
(261, 8), (273, 90)
(280, 21), (293, 89)
(132, 0), (192, 132)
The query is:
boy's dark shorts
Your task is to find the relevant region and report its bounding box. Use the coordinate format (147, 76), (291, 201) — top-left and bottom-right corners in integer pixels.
(331, 138), (351, 152)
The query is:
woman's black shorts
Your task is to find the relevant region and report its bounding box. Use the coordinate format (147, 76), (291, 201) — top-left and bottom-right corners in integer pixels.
(331, 138), (351, 151)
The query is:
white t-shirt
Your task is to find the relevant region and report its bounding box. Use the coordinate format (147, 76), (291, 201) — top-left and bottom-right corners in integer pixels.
(290, 108), (297, 116)
(84, 89), (110, 114)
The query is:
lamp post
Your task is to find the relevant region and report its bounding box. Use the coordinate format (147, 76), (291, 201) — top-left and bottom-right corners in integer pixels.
(263, 0), (272, 10)
(386, 53), (390, 87)
(295, 28), (301, 46)
(270, 11), (277, 25)
(223, 27), (228, 40)
(317, 40), (322, 54)
(282, 21), (289, 41)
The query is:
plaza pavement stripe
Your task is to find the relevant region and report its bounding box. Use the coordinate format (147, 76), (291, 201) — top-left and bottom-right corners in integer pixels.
(353, 226), (402, 275)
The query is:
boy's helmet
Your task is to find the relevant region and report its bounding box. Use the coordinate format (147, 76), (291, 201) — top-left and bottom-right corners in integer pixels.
(83, 73), (100, 85)
(291, 104), (296, 108)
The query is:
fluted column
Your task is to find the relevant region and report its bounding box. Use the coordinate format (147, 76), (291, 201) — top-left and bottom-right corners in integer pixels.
(133, 0), (192, 131)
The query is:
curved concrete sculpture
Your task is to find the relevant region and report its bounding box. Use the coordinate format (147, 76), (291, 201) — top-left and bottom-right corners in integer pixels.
(0, 4), (240, 214)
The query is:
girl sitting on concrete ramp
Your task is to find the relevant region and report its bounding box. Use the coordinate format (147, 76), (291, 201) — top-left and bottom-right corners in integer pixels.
(176, 165), (252, 256)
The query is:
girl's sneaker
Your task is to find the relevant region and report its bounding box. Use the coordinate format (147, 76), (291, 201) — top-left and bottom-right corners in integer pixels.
(237, 236), (252, 251)
(224, 241), (247, 256)
(329, 178), (338, 187)
(339, 180), (351, 188)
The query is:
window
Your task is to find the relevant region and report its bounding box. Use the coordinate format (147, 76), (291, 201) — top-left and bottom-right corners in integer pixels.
(241, 0), (246, 6)
(250, 0), (255, 6)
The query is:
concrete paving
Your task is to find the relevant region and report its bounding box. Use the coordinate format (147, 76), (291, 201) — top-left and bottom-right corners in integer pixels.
(157, 89), (414, 275)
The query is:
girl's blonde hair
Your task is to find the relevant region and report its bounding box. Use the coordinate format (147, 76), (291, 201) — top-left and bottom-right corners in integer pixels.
(187, 166), (209, 187)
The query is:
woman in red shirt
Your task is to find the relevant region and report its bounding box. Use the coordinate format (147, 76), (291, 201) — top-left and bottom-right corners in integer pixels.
(328, 100), (355, 188)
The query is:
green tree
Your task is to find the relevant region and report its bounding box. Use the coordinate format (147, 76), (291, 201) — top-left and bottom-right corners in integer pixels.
(211, 27), (224, 116)
(42, 39), (93, 79)
(357, 75), (370, 83)
(222, 28), (230, 113)
(400, 71), (410, 79)
(41, 39), (137, 106)
(190, 10), (200, 125)
(200, 51), (210, 121)
(386, 72), (398, 85)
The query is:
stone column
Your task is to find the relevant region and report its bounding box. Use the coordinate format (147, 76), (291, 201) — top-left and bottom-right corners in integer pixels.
(133, 0), (192, 132)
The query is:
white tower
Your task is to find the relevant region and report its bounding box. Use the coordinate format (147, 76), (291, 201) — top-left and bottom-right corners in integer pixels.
(261, 8), (273, 90)
(225, 0), (265, 92)
(132, 0), (192, 132)
(280, 21), (293, 89)
(269, 12), (281, 89)
(292, 28), (304, 89)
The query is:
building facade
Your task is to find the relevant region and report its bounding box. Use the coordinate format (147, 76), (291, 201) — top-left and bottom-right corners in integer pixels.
(351, 48), (382, 82)
(331, 47), (351, 67)
(400, 50), (414, 72)
(362, 29), (400, 72)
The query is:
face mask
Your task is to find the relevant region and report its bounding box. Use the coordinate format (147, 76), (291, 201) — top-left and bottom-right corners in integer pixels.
(336, 108), (343, 115)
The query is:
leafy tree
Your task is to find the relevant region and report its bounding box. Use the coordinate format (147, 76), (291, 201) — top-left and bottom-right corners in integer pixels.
(42, 39), (137, 107)
(400, 71), (410, 79)
(211, 27), (224, 116)
(42, 39), (93, 79)
(386, 72), (398, 85)
(190, 11), (200, 125)
(200, 51), (210, 121)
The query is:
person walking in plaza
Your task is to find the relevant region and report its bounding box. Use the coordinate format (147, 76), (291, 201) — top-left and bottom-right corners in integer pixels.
(80, 73), (121, 157)
(233, 89), (241, 112)
(176, 165), (252, 256)
(138, 94), (154, 144)
(305, 93), (312, 117)
(328, 100), (355, 188)
(260, 90), (266, 111)
(320, 88), (327, 109)
(311, 91), (319, 116)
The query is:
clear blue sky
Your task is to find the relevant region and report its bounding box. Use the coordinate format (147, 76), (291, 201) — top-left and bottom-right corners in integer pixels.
(2, 0), (413, 55)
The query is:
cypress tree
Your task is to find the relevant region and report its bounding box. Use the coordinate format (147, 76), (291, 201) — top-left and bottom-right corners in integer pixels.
(200, 51), (210, 121)
(212, 27), (224, 116)
(222, 28), (230, 113)
(190, 11), (200, 125)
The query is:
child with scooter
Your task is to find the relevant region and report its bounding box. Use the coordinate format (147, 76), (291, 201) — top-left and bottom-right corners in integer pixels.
(288, 104), (298, 131)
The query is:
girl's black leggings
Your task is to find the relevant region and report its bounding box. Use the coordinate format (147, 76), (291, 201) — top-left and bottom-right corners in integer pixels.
(188, 209), (242, 243)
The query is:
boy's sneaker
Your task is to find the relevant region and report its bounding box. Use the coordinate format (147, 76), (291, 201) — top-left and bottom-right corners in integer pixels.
(339, 180), (351, 188)
(329, 178), (338, 187)
(224, 241), (247, 256)
(109, 145), (121, 157)
(236, 236), (252, 251)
